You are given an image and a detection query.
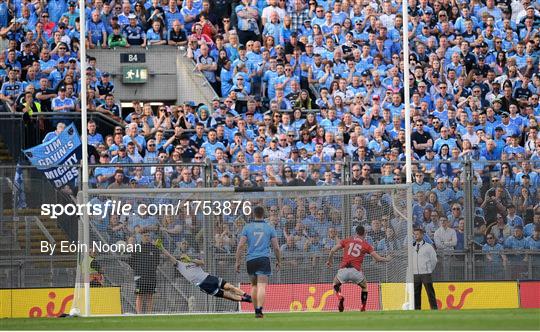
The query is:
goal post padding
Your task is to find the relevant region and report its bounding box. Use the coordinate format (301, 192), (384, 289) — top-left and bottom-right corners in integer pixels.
(71, 185), (413, 315)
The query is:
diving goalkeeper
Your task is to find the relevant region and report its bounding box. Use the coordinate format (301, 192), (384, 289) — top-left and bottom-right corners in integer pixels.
(155, 239), (252, 303)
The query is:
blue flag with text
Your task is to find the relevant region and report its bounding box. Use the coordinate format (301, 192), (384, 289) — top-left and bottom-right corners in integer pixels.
(23, 123), (81, 189)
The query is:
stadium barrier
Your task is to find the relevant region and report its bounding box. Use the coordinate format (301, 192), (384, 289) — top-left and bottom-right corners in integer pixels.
(0, 287), (121, 318)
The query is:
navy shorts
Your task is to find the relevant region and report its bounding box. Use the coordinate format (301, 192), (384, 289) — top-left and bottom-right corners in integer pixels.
(135, 276), (156, 294)
(246, 257), (271, 276)
(198, 275), (225, 296)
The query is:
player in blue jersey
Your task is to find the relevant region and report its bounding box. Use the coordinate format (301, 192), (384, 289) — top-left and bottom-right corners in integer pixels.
(235, 205), (282, 318)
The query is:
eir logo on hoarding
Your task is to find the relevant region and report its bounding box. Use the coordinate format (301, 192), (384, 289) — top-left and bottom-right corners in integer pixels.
(28, 292), (73, 317)
(436, 285), (474, 310)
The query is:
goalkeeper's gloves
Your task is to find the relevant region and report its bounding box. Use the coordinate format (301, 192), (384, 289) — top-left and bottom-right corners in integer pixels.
(154, 238), (164, 250)
(179, 254), (192, 263)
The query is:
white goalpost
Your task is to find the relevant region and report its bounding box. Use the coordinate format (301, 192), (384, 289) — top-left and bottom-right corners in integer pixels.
(72, 0), (416, 314)
(70, 185), (413, 315)
(402, 0), (415, 310)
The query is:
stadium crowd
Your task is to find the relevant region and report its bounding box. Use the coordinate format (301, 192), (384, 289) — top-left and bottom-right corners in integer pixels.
(1, 0), (540, 262)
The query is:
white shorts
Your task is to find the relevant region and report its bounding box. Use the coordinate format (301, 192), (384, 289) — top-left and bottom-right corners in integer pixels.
(336, 268), (365, 284)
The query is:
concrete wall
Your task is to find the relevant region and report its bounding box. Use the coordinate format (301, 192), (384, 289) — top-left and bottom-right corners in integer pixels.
(88, 48), (218, 105)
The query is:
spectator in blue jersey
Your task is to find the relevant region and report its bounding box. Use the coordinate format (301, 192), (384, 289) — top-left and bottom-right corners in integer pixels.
(527, 225), (540, 250)
(0, 0), (9, 28)
(235, 206), (282, 318)
(42, 122), (65, 143)
(504, 226), (527, 250)
(201, 128), (226, 161)
(0, 67), (23, 111)
(51, 86), (75, 125)
(482, 233), (507, 279)
(179, 0), (198, 31)
(61, 1), (79, 29)
(87, 120), (104, 147)
(87, 10), (107, 49)
(235, 0), (260, 45)
(124, 14), (147, 47)
(146, 20), (167, 46)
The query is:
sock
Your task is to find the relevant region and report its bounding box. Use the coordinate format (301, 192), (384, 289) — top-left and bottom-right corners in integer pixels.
(361, 291), (368, 306)
(334, 284), (342, 296)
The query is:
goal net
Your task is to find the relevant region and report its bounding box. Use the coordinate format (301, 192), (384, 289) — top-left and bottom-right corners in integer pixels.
(71, 185), (413, 316)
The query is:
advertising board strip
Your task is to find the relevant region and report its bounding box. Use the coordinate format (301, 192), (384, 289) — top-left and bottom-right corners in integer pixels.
(519, 281), (540, 308)
(239, 283), (380, 312)
(381, 282), (519, 310)
(0, 287), (121, 318)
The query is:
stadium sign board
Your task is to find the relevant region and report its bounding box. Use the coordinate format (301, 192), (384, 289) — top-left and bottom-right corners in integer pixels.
(122, 66), (148, 83)
(120, 53), (146, 63)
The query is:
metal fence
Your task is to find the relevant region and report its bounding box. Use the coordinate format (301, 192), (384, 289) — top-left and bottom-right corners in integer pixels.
(0, 160), (538, 313)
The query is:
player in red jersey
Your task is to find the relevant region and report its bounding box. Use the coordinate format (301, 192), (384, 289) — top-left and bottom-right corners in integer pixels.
(326, 225), (391, 312)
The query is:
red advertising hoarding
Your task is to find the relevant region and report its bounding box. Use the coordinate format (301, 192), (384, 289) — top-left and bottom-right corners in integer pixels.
(519, 281), (540, 308)
(239, 283), (380, 312)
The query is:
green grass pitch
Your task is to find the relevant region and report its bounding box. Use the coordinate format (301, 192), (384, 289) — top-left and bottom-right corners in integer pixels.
(1, 309), (539, 330)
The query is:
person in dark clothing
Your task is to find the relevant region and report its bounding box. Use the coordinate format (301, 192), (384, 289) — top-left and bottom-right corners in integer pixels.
(129, 231), (161, 314)
(411, 120), (433, 157)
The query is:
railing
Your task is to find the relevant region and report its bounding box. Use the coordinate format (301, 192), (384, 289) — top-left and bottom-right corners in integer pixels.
(0, 112), (124, 161)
